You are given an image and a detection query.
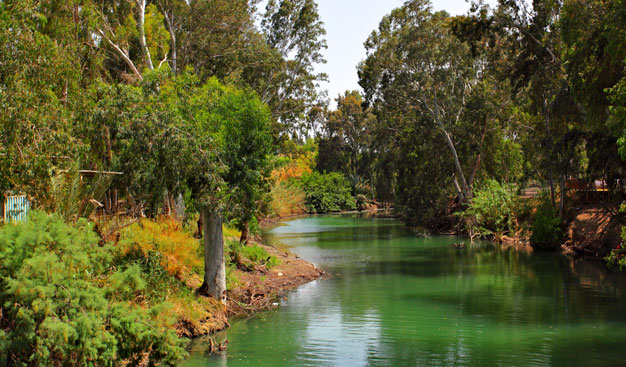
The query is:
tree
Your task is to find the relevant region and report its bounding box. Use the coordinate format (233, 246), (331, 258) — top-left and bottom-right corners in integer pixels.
(318, 91), (376, 179)
(359, 0), (481, 204)
(219, 89), (274, 245)
(560, 0), (626, 128)
(0, 0), (81, 207)
(255, 0), (328, 135)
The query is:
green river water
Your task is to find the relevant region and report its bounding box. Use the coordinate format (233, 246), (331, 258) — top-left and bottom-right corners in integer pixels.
(181, 213), (626, 367)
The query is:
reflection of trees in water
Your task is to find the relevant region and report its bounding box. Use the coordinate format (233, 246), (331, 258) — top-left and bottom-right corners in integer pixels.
(258, 216), (626, 366)
(453, 245), (626, 325)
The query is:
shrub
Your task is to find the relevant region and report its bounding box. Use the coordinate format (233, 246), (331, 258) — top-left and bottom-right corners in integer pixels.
(0, 212), (186, 366)
(225, 239), (279, 271)
(270, 180), (307, 217)
(605, 246), (626, 270)
(242, 244), (280, 269)
(118, 217), (204, 278)
(463, 180), (519, 238)
(530, 202), (562, 250)
(299, 171), (356, 213)
(605, 225), (626, 270)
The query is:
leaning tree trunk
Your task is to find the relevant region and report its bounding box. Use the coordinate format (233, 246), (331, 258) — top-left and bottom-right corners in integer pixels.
(198, 208), (226, 304)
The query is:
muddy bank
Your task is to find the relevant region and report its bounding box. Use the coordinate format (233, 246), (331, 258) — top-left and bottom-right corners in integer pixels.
(176, 241), (325, 338)
(227, 243), (326, 317)
(563, 205), (623, 257)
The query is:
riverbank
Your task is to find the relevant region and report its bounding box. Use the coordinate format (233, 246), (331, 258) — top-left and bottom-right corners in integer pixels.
(430, 201), (623, 262)
(173, 238), (325, 339)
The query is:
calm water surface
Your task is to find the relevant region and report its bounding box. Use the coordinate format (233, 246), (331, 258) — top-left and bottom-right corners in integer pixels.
(181, 214), (626, 367)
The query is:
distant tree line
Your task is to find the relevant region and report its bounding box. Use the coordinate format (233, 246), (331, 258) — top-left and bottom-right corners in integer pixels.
(314, 0), (626, 232)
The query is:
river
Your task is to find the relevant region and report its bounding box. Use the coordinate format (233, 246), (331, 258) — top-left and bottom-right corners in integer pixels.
(180, 213), (626, 366)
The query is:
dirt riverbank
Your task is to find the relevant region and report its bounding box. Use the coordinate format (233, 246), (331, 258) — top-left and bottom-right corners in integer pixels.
(175, 239), (325, 338)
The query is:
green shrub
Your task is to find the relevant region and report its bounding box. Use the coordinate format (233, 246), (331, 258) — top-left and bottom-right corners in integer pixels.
(225, 239), (280, 271)
(530, 203), (562, 250)
(605, 246), (626, 270)
(463, 180), (519, 238)
(605, 226), (626, 270)
(299, 171), (356, 213)
(0, 212), (186, 366)
(242, 244), (280, 269)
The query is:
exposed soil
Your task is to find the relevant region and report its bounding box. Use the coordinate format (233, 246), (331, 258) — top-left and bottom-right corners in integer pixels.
(175, 241), (325, 338)
(226, 243), (326, 318)
(563, 205), (623, 258)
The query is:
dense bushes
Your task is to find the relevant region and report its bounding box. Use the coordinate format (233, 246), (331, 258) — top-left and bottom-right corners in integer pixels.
(463, 180), (519, 238)
(605, 223), (626, 270)
(299, 172), (356, 213)
(0, 212), (186, 366)
(530, 203), (563, 250)
(605, 245), (626, 270)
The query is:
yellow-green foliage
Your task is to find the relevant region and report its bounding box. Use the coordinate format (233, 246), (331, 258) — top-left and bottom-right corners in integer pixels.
(462, 180), (520, 238)
(269, 147), (315, 218)
(114, 217), (230, 336)
(223, 225), (242, 241)
(270, 181), (307, 217)
(118, 217), (203, 278)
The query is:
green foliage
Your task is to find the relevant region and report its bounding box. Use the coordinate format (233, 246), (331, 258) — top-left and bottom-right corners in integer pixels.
(0, 0), (82, 206)
(51, 162), (112, 223)
(530, 202), (563, 251)
(259, 0), (328, 131)
(225, 239), (279, 271)
(0, 212), (186, 366)
(317, 91), (376, 179)
(605, 245), (626, 270)
(218, 83), (274, 231)
(463, 180), (519, 238)
(561, 0), (626, 127)
(605, 207), (626, 270)
(299, 172), (356, 213)
(242, 244), (280, 269)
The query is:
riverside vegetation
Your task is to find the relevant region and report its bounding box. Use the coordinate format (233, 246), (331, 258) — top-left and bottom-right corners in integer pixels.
(2, 0), (626, 365)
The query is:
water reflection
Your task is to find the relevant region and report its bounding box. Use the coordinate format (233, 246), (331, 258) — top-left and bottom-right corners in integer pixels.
(181, 213), (626, 367)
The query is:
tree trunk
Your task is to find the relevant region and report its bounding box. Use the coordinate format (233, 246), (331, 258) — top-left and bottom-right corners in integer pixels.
(441, 127), (472, 202)
(549, 169), (556, 209)
(98, 29), (143, 81)
(239, 219), (250, 246)
(198, 208), (226, 303)
(135, 0), (154, 71)
(453, 176), (465, 203)
(161, 8), (177, 74)
(559, 174), (565, 218)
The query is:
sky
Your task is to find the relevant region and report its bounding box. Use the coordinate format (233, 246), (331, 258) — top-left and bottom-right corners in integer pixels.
(314, 0), (478, 107)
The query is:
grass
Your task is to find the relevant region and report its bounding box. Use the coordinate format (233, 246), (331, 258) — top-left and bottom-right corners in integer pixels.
(270, 181), (307, 218)
(112, 216), (279, 336)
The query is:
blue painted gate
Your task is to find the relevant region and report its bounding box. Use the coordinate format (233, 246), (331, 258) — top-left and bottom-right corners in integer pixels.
(4, 195), (29, 223)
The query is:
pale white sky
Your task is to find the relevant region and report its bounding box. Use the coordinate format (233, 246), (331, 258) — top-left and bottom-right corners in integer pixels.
(314, 0), (479, 106)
